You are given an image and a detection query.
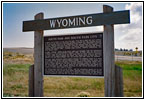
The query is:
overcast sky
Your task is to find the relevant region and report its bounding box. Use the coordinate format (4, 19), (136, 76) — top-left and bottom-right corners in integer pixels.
(3, 2), (142, 51)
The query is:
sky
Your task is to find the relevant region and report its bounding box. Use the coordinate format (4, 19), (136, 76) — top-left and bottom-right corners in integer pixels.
(3, 2), (143, 51)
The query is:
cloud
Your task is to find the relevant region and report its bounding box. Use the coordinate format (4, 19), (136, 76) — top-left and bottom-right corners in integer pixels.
(116, 3), (142, 50)
(119, 28), (142, 41)
(126, 3), (142, 16)
(126, 3), (142, 26)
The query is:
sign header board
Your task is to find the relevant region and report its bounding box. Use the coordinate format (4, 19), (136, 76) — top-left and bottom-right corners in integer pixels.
(44, 33), (103, 76)
(23, 10), (130, 32)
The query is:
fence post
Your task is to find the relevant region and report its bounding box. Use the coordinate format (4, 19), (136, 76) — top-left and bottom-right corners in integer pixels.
(132, 52), (133, 61)
(29, 64), (34, 97)
(34, 13), (44, 97)
(103, 5), (115, 97)
(115, 65), (124, 97)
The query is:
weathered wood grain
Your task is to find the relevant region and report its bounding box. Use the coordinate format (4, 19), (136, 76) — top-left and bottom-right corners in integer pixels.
(23, 10), (130, 32)
(29, 64), (34, 97)
(103, 5), (115, 97)
(115, 65), (124, 97)
(34, 13), (44, 97)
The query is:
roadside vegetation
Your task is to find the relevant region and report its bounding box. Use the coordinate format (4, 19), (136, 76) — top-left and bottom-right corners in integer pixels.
(3, 51), (142, 97)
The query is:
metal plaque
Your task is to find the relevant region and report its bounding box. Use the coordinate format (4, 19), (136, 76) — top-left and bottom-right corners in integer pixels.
(44, 33), (103, 76)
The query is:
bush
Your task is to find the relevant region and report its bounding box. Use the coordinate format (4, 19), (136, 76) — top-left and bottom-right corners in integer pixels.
(16, 53), (25, 58)
(3, 52), (13, 59)
(76, 92), (90, 97)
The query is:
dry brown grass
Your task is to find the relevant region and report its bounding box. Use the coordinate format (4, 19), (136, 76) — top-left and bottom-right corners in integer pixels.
(3, 51), (34, 64)
(43, 77), (104, 97)
(3, 52), (142, 97)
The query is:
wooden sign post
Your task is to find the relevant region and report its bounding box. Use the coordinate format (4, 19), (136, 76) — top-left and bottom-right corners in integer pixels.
(24, 5), (130, 97)
(103, 5), (115, 97)
(34, 13), (44, 97)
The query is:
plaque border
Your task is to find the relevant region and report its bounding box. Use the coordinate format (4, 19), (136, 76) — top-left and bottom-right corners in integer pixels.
(43, 32), (104, 77)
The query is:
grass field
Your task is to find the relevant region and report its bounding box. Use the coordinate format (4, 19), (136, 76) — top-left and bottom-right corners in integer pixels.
(3, 52), (142, 97)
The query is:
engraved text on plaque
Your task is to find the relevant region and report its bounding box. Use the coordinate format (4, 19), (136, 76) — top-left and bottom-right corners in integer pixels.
(44, 33), (103, 76)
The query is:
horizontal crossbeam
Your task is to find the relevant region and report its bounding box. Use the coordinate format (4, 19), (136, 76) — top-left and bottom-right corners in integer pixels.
(23, 10), (130, 32)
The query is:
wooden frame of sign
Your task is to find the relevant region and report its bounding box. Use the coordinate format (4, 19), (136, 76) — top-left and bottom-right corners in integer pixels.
(24, 5), (129, 97)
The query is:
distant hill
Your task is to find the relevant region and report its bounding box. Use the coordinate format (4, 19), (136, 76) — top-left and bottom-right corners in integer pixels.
(3, 47), (34, 54)
(3, 47), (142, 57)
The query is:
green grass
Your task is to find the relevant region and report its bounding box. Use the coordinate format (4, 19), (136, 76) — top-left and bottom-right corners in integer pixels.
(116, 61), (142, 78)
(115, 61), (142, 96)
(3, 64), (30, 97)
(3, 64), (30, 76)
(3, 61), (142, 97)
(3, 93), (13, 97)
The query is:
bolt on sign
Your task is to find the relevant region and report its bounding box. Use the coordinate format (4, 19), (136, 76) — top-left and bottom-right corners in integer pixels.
(44, 33), (103, 76)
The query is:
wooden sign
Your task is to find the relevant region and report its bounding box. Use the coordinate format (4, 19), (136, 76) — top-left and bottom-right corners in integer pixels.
(23, 10), (130, 32)
(24, 5), (130, 97)
(44, 33), (103, 76)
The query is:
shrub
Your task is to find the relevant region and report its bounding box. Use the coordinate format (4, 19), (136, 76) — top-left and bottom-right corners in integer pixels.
(76, 92), (90, 97)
